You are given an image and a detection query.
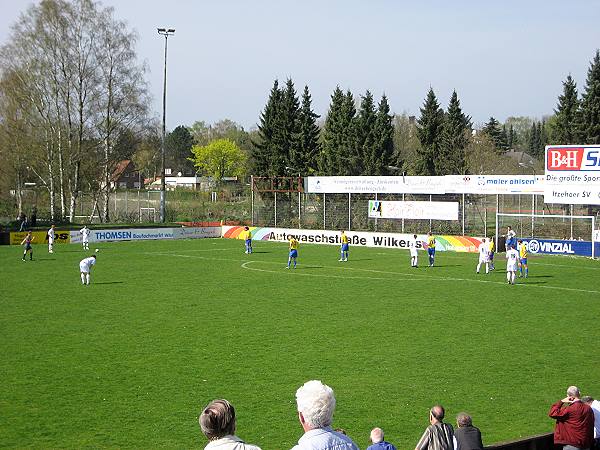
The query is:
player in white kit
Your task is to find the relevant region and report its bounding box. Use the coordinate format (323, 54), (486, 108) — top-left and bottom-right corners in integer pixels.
(80, 226), (91, 250)
(409, 234), (419, 267)
(505, 245), (519, 285)
(79, 254), (96, 285)
(476, 238), (489, 274)
(47, 224), (55, 253)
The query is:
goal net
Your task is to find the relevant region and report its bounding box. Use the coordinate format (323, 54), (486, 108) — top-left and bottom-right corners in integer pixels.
(140, 207), (157, 223)
(496, 212), (596, 257)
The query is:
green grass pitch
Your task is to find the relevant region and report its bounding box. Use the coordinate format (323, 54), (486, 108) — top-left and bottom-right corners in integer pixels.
(1, 238), (599, 449)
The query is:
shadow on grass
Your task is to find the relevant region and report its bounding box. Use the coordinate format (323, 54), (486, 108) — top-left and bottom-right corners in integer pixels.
(93, 281), (125, 285)
(297, 265), (324, 270)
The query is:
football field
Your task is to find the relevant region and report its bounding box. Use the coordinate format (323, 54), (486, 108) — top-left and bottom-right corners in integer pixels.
(1, 238), (599, 449)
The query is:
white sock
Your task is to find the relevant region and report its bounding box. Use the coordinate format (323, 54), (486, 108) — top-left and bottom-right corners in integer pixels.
(485, 263), (489, 274)
(477, 263), (481, 273)
(86, 274), (90, 285)
(507, 272), (511, 282)
(81, 273), (86, 284)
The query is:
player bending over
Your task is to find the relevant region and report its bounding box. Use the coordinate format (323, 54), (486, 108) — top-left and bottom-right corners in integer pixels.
(517, 239), (528, 278)
(47, 224), (55, 253)
(339, 230), (349, 261)
(20, 231), (35, 261)
(476, 238), (489, 274)
(286, 236), (299, 269)
(427, 232), (436, 267)
(505, 245), (519, 284)
(79, 254), (97, 285)
(242, 226), (252, 254)
(80, 225), (91, 250)
(409, 234), (419, 267)
(488, 237), (495, 270)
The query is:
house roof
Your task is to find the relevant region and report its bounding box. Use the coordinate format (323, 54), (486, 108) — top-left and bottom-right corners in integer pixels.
(111, 160), (132, 182)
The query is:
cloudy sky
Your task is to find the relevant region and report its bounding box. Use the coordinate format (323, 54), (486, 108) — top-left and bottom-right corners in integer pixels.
(1, 0), (599, 130)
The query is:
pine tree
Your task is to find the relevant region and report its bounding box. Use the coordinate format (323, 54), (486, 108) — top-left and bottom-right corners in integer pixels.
(296, 86), (320, 174)
(373, 94), (395, 175)
(355, 90), (377, 174)
(280, 78), (301, 173)
(554, 75), (580, 144)
(437, 90), (470, 175)
(528, 121), (542, 157)
(341, 90), (358, 174)
(579, 50), (600, 144)
(253, 80), (282, 176)
(320, 86), (346, 175)
(507, 124), (515, 149)
(415, 88), (444, 175)
(482, 117), (507, 154)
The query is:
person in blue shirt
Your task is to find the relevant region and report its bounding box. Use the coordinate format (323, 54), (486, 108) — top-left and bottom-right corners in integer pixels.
(367, 427), (397, 450)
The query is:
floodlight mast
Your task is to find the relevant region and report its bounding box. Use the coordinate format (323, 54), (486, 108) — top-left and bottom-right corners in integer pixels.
(157, 27), (175, 223)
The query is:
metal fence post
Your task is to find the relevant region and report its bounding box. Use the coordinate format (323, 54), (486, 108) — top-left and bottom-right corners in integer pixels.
(402, 193), (405, 233)
(374, 193), (378, 231)
(429, 194), (433, 231)
(251, 175), (254, 226)
(274, 191), (277, 228)
(461, 193), (465, 236)
(348, 193), (351, 230)
(298, 191), (301, 229)
(323, 193), (326, 230)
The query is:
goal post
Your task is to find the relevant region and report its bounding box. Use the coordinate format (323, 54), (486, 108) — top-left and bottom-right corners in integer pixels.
(495, 212), (596, 258)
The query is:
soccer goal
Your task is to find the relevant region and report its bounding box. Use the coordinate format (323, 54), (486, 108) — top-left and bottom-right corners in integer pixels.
(496, 212), (596, 258)
(139, 207), (157, 223)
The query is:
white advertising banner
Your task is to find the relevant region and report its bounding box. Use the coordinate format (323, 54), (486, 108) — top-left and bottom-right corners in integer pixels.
(544, 145), (600, 205)
(70, 226), (220, 243)
(305, 175), (544, 195)
(368, 200), (459, 220)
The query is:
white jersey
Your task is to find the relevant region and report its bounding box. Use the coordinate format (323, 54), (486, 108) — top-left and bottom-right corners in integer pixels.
(478, 243), (489, 262)
(506, 248), (519, 271)
(409, 238), (418, 257)
(79, 256), (96, 272)
(80, 227), (90, 242)
(48, 228), (55, 242)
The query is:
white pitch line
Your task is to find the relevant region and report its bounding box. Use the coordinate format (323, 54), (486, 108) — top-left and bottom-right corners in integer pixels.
(145, 251), (600, 295)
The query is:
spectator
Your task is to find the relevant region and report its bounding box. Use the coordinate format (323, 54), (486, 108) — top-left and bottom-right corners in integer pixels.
(453, 413), (483, 450)
(582, 396), (600, 449)
(367, 427), (396, 450)
(291, 380), (359, 450)
(415, 405), (454, 450)
(199, 399), (261, 450)
(18, 212), (27, 231)
(549, 386), (594, 450)
(30, 207), (37, 227)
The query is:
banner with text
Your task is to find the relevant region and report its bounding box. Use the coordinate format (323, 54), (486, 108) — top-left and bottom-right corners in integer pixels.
(10, 230), (71, 245)
(368, 200), (459, 220)
(222, 226), (482, 253)
(521, 238), (599, 258)
(306, 175), (544, 195)
(544, 145), (600, 204)
(69, 227), (221, 244)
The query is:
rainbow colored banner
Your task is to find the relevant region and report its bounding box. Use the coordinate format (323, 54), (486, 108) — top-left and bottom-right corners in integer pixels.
(222, 226), (482, 252)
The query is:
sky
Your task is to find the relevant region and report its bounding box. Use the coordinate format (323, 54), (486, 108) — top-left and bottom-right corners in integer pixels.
(1, 0), (599, 131)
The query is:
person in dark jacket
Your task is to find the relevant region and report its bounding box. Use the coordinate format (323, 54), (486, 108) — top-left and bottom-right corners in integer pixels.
(453, 413), (483, 450)
(367, 427), (396, 450)
(549, 386), (594, 450)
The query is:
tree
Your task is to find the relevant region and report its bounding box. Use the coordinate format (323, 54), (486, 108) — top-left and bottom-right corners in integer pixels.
(437, 90), (470, 175)
(355, 90), (377, 174)
(481, 117), (507, 153)
(165, 125), (194, 175)
(578, 50), (600, 144)
(392, 113), (419, 171)
(552, 75), (580, 144)
(373, 94), (395, 175)
(320, 86), (356, 175)
(253, 79), (285, 176)
(189, 138), (246, 182)
(415, 88), (444, 175)
(295, 86), (320, 174)
(280, 79), (301, 173)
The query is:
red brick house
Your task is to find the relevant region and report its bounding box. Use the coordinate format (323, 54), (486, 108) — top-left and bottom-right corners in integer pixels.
(110, 160), (143, 189)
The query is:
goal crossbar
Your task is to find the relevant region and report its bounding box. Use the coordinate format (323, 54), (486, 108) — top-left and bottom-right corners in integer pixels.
(495, 213), (596, 258)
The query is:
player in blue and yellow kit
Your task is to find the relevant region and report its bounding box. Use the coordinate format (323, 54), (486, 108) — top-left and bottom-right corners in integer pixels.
(339, 230), (349, 261)
(286, 236), (299, 269)
(517, 239), (528, 278)
(241, 226), (252, 254)
(427, 232), (436, 267)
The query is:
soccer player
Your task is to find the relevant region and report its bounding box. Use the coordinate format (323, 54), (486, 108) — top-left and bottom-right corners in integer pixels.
(476, 238), (489, 274)
(79, 254), (97, 285)
(505, 226), (516, 249)
(339, 230), (349, 261)
(409, 234), (419, 268)
(286, 236), (299, 269)
(47, 224), (55, 253)
(517, 239), (529, 278)
(241, 226), (252, 254)
(20, 231), (35, 261)
(488, 236), (495, 270)
(505, 245), (519, 284)
(80, 225), (91, 250)
(427, 231), (436, 267)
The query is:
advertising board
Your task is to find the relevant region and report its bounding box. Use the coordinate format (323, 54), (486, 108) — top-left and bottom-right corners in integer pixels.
(521, 237), (599, 258)
(368, 200), (459, 220)
(69, 227), (221, 243)
(10, 230), (70, 245)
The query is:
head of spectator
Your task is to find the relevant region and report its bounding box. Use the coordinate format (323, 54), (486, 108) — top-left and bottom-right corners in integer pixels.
(581, 395), (593, 404)
(370, 427), (384, 443)
(199, 399), (236, 440)
(429, 405), (445, 424)
(566, 386), (581, 402)
(295, 380), (336, 432)
(456, 412), (473, 428)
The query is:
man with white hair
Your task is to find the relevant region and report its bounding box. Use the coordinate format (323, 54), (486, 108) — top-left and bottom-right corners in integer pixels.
(291, 380), (359, 450)
(549, 386), (594, 450)
(367, 427), (396, 450)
